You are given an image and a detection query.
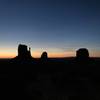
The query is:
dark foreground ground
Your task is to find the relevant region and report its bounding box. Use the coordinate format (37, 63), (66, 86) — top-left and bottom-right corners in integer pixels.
(0, 57), (100, 100)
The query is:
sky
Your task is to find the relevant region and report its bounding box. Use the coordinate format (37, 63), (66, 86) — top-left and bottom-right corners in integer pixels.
(0, 0), (100, 58)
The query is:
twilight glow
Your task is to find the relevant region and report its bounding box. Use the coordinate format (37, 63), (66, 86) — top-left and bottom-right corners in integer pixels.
(0, 0), (100, 58)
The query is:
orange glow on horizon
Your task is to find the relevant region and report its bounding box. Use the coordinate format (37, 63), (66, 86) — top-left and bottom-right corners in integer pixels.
(32, 51), (75, 58)
(0, 52), (16, 58)
(48, 52), (75, 58)
(89, 50), (100, 57)
(0, 51), (75, 58)
(0, 48), (17, 58)
(0, 50), (100, 58)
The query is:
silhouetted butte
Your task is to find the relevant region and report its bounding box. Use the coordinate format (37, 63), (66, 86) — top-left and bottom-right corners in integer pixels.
(11, 44), (34, 64)
(76, 48), (89, 59)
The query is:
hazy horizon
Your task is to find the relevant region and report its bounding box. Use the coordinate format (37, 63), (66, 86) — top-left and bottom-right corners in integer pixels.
(0, 0), (100, 58)
(0, 45), (100, 58)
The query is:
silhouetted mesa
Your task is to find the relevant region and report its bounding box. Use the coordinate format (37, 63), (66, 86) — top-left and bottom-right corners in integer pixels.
(76, 48), (89, 60)
(18, 44), (32, 58)
(11, 44), (33, 63)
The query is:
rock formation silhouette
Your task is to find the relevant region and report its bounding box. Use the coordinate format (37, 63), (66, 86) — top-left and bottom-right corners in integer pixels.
(40, 51), (48, 63)
(76, 48), (89, 61)
(11, 44), (33, 63)
(76, 48), (89, 58)
(41, 51), (48, 60)
(18, 44), (32, 59)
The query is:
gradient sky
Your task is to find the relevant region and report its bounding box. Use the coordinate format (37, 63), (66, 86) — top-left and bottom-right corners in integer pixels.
(0, 0), (100, 58)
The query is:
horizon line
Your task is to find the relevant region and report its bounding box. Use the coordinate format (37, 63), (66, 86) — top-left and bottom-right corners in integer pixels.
(0, 56), (100, 59)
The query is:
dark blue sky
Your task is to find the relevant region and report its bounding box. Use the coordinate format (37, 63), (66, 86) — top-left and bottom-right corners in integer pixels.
(0, 0), (100, 57)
